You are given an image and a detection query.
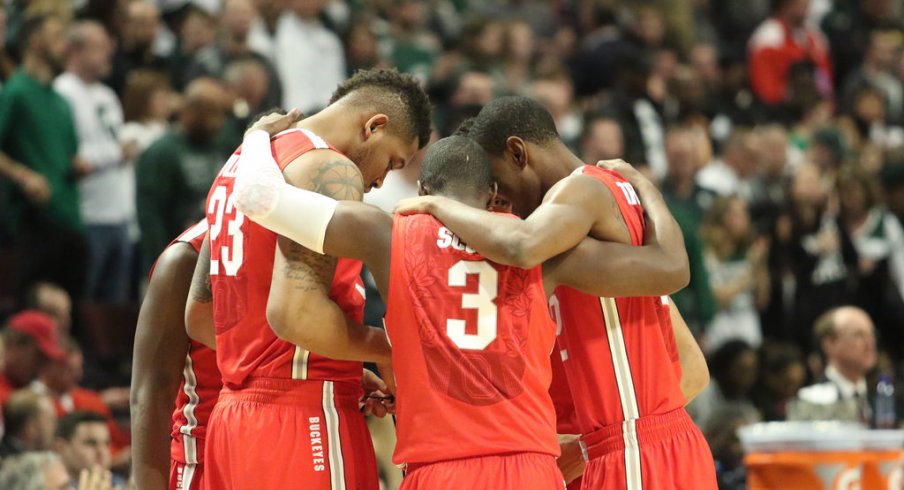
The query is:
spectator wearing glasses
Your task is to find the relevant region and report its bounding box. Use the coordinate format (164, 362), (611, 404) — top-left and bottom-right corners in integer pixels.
(791, 306), (878, 423)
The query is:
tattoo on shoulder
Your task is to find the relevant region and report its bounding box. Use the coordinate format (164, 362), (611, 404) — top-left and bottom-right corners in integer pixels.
(279, 238), (338, 292)
(308, 159), (364, 201)
(190, 269), (213, 304)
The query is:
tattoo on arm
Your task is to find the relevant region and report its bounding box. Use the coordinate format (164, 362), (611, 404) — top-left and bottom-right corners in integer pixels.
(307, 159), (364, 201)
(279, 239), (337, 292)
(189, 239), (213, 304)
(190, 273), (213, 303)
(276, 157), (361, 290)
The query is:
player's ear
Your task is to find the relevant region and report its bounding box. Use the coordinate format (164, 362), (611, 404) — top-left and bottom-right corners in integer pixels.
(506, 136), (528, 170)
(364, 114), (389, 140)
(417, 180), (429, 196)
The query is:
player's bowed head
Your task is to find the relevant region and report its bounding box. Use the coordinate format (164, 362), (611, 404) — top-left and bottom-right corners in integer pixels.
(321, 68), (433, 192)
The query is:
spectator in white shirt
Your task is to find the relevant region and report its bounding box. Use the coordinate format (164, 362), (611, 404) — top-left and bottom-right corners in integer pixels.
(119, 70), (176, 161)
(697, 128), (760, 201)
(54, 21), (135, 302)
(249, 0), (346, 114)
(119, 70), (178, 251)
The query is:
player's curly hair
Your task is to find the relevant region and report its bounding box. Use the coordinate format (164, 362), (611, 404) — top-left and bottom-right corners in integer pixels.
(467, 96), (560, 157)
(453, 117), (476, 137)
(330, 68), (432, 149)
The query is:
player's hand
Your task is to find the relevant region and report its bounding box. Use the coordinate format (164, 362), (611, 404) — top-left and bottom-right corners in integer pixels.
(362, 368), (387, 395)
(557, 434), (586, 484)
(16, 167), (51, 204)
(596, 159), (643, 181)
(597, 158), (661, 203)
(361, 368), (395, 417)
(245, 108), (302, 137)
(376, 360), (397, 395)
(393, 196), (441, 216)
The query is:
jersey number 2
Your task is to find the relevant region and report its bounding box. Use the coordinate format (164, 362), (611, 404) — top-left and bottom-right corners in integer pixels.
(208, 185), (245, 276)
(446, 260), (498, 350)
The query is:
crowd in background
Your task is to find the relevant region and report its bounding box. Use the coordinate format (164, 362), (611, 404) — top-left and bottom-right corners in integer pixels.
(0, 0), (902, 488)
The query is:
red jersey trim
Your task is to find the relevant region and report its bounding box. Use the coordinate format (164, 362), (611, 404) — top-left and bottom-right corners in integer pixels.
(270, 128), (346, 170)
(178, 346), (202, 464)
(176, 220), (209, 245)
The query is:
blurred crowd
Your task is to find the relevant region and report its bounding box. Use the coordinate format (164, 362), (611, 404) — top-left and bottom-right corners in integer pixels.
(0, 0), (901, 488)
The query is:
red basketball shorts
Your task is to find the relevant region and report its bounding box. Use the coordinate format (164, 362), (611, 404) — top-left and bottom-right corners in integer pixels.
(580, 408), (717, 490)
(402, 452), (565, 490)
(169, 461), (203, 490)
(202, 378), (378, 490)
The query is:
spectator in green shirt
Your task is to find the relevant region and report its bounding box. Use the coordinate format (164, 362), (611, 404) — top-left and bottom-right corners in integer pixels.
(0, 14), (88, 302)
(661, 126), (717, 333)
(136, 77), (232, 273)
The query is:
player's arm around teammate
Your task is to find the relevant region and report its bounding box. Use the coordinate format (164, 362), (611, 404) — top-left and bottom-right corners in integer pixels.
(236, 112), (393, 365)
(131, 242), (198, 489)
(395, 164), (689, 296)
(235, 118), (686, 304)
(235, 121), (710, 408)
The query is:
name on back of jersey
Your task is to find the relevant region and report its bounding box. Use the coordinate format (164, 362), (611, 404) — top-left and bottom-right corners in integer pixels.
(436, 227), (477, 254)
(218, 154), (240, 178)
(616, 181), (641, 206)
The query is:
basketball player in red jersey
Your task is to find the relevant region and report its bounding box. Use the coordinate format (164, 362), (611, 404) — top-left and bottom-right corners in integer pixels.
(230, 115), (693, 489)
(396, 96), (718, 490)
(131, 220), (221, 490)
(132, 219), (391, 490)
(183, 69), (431, 490)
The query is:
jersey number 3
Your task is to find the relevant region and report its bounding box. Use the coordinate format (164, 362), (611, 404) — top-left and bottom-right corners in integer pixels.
(208, 185), (245, 277)
(446, 260), (498, 350)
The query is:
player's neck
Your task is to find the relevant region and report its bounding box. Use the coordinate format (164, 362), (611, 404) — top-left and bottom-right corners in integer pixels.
(538, 141), (584, 191)
(296, 108), (356, 151)
(436, 191), (484, 209)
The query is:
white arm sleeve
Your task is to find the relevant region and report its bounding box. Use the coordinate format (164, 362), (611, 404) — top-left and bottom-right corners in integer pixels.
(233, 130), (337, 254)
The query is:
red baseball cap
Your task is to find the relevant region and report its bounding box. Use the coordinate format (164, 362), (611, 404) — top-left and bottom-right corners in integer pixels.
(8, 310), (66, 362)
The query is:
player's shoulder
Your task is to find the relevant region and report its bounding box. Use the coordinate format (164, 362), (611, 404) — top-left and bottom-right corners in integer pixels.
(394, 212), (441, 236)
(151, 239), (201, 280)
(272, 128), (351, 164)
(543, 166), (617, 206)
(285, 147), (358, 171)
(282, 148), (364, 199)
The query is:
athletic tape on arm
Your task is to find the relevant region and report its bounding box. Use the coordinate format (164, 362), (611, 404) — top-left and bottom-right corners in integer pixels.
(233, 130), (337, 254)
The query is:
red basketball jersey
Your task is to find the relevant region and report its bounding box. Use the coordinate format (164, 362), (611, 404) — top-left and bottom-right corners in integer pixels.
(145, 221), (223, 464)
(206, 129), (365, 388)
(549, 347), (580, 435)
(551, 165), (685, 435)
(384, 214), (559, 466)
